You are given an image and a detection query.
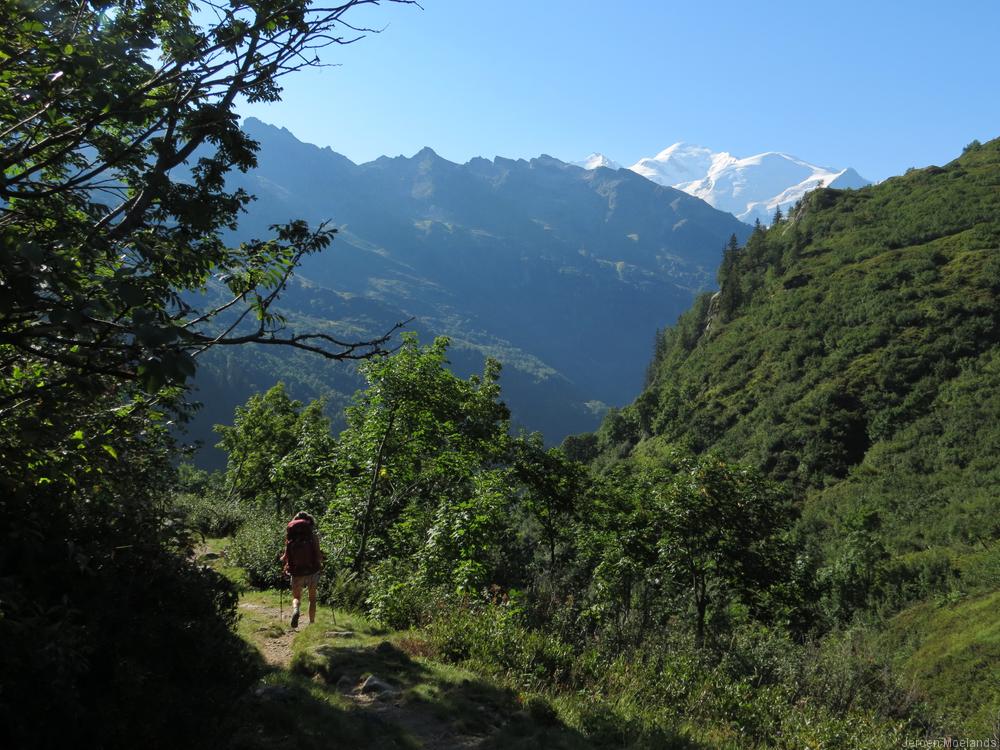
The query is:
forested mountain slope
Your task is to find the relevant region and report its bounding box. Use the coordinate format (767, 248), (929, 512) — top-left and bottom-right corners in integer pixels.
(585, 138), (1000, 728)
(186, 120), (751, 464)
(596, 136), (999, 517)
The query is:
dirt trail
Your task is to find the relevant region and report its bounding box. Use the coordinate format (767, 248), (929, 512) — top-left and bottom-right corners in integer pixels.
(239, 601), (296, 669)
(234, 590), (501, 748)
(241, 601), (488, 748)
(344, 689), (486, 750)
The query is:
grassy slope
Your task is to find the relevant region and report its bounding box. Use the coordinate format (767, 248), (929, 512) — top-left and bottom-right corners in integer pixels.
(594, 139), (1000, 732)
(884, 591), (1000, 734)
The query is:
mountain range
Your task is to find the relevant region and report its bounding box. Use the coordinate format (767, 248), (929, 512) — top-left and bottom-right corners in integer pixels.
(187, 119), (751, 464)
(578, 143), (870, 225)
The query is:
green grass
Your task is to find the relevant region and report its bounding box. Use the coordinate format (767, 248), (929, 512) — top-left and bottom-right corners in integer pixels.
(218, 539), (909, 749)
(233, 598), (697, 746)
(220, 597), (416, 745)
(233, 588), (286, 642)
(225, 669), (415, 750)
(291, 618), (639, 749)
(198, 536), (249, 589)
(885, 590), (1000, 735)
(226, 597), (640, 749)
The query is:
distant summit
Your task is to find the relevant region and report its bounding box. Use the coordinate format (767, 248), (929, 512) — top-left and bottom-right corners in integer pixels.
(572, 153), (621, 171)
(578, 142), (870, 225)
(630, 143), (716, 186)
(672, 148), (871, 225)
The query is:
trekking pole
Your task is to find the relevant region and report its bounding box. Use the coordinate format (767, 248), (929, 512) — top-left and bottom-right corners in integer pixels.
(279, 573), (284, 623)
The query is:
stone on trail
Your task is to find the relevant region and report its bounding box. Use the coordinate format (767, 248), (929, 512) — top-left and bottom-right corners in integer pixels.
(358, 675), (397, 696)
(325, 630), (355, 638)
(253, 684), (294, 702)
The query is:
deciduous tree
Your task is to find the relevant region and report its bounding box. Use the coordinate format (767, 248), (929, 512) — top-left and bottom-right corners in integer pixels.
(0, 1), (411, 743)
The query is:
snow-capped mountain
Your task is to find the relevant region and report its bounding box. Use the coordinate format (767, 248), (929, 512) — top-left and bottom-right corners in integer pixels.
(578, 144), (869, 225)
(672, 149), (870, 225)
(572, 152), (621, 170)
(630, 143), (716, 186)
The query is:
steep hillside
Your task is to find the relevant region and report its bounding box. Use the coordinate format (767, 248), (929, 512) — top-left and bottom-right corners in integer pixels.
(587, 138), (1000, 729)
(603, 138), (999, 495)
(186, 120), (751, 463)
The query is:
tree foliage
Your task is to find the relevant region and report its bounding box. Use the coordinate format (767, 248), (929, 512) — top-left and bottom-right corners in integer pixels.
(653, 457), (793, 646)
(0, 1), (411, 745)
(325, 335), (512, 593)
(1, 0), (407, 414)
(215, 381), (336, 515)
(215, 336), (799, 653)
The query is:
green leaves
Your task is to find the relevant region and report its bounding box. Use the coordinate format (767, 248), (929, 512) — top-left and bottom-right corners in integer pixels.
(320, 335), (512, 591)
(1, 0), (400, 420)
(580, 456), (794, 646)
(215, 383), (336, 515)
(0, 1), (411, 744)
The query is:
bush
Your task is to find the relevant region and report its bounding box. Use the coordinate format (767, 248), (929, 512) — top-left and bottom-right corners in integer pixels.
(91, 554), (259, 747)
(228, 510), (285, 588)
(317, 565), (365, 611)
(365, 559), (438, 629)
(426, 600), (581, 691)
(425, 604), (927, 748)
(427, 599), (519, 666)
(174, 488), (247, 539)
(0, 511), (258, 749)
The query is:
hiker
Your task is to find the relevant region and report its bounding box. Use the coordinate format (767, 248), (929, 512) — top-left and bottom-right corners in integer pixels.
(280, 510), (324, 628)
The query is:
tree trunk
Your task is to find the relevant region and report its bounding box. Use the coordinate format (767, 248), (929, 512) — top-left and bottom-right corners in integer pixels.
(548, 526), (556, 572)
(694, 573), (707, 649)
(352, 408), (396, 573)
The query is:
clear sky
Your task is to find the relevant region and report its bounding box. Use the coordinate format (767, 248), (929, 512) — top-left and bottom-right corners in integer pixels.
(237, 0), (1000, 182)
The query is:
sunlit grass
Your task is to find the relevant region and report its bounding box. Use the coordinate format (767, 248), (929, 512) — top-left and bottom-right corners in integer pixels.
(887, 590), (1000, 734)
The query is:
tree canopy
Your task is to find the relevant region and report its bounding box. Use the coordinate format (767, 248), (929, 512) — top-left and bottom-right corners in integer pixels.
(1, 0), (409, 415)
(0, 1), (411, 745)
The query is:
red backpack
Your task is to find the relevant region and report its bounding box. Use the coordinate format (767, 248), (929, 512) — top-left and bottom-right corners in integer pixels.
(284, 518), (320, 576)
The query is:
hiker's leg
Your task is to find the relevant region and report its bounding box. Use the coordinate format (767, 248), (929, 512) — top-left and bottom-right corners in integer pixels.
(291, 577), (303, 617)
(307, 575), (318, 623)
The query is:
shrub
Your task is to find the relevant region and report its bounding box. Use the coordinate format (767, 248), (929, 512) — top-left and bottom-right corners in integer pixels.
(426, 599), (520, 666)
(426, 600), (580, 691)
(228, 510), (285, 588)
(174, 488), (247, 539)
(317, 565), (365, 611)
(365, 559), (437, 629)
(0, 519), (258, 748)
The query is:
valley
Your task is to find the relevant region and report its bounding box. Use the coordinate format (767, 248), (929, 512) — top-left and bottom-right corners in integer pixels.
(4, 3), (998, 748)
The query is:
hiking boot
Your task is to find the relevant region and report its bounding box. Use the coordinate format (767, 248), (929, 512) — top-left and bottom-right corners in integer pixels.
(290, 610), (300, 629)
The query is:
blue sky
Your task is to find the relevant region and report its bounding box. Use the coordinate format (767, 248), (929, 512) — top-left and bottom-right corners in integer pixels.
(238, 0), (1000, 181)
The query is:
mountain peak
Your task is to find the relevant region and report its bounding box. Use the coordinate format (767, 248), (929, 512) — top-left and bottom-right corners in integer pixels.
(241, 116), (296, 139)
(624, 143), (870, 225)
(212, 120), (752, 452)
(572, 153), (621, 171)
(650, 142), (713, 162)
(628, 143), (717, 187)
